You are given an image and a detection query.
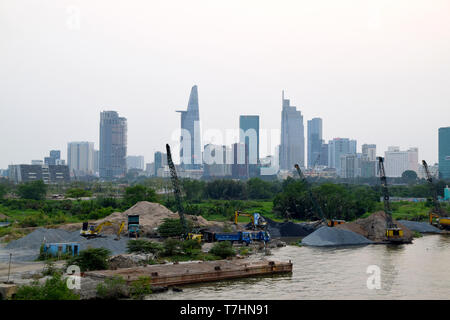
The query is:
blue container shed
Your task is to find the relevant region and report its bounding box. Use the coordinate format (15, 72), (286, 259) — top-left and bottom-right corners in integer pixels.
(43, 242), (80, 257)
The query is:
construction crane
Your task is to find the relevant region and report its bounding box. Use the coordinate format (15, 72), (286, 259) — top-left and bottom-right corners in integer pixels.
(80, 221), (125, 240)
(377, 157), (405, 243)
(166, 144), (202, 241)
(422, 160), (450, 229)
(294, 164), (344, 227)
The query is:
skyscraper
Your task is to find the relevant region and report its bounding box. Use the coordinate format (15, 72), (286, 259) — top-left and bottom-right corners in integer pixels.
(154, 151), (167, 177)
(307, 118), (323, 168)
(362, 144), (377, 161)
(44, 150), (61, 165)
(328, 138), (357, 175)
(240, 115), (259, 177)
(279, 91), (305, 170)
(384, 146), (419, 177)
(126, 156), (145, 171)
(68, 142), (95, 176)
(99, 111), (127, 179)
(177, 85), (201, 169)
(439, 127), (450, 179)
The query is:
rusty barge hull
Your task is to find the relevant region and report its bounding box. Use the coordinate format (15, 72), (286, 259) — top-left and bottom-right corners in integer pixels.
(85, 259), (293, 287)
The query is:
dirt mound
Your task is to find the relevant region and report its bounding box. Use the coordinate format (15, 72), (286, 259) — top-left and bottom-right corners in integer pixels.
(108, 254), (153, 270)
(94, 201), (222, 235)
(336, 211), (414, 243)
(302, 226), (373, 247)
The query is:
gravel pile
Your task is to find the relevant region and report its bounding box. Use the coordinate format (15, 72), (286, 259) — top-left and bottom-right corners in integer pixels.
(265, 218), (317, 238)
(301, 226), (373, 247)
(397, 220), (441, 234)
(5, 228), (129, 260)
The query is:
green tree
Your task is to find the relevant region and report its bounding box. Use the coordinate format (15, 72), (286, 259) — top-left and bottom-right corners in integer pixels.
(124, 185), (158, 207)
(157, 218), (192, 237)
(17, 180), (47, 200)
(0, 183), (7, 199)
(66, 248), (111, 272)
(209, 241), (236, 259)
(246, 178), (274, 199)
(65, 188), (92, 199)
(181, 179), (206, 202)
(402, 170), (418, 183)
(14, 273), (80, 300)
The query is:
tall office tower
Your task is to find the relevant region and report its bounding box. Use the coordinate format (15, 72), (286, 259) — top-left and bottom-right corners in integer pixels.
(126, 156), (145, 171)
(177, 85), (201, 169)
(203, 144), (232, 177)
(67, 142), (95, 176)
(439, 127), (450, 179)
(99, 111), (127, 179)
(279, 91), (305, 170)
(154, 151), (167, 177)
(362, 144), (377, 161)
(45, 150), (61, 165)
(340, 153), (361, 178)
(232, 143), (249, 179)
(93, 150), (99, 175)
(307, 118), (323, 168)
(239, 115), (260, 177)
(319, 143), (329, 166)
(328, 138), (357, 175)
(384, 146), (419, 177)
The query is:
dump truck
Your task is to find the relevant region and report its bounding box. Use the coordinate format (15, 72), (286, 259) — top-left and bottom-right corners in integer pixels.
(213, 231), (270, 245)
(128, 215), (141, 238)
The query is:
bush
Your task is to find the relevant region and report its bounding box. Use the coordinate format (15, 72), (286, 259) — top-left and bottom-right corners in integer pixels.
(16, 180), (47, 200)
(181, 239), (202, 255)
(162, 238), (183, 256)
(157, 218), (191, 237)
(127, 239), (163, 255)
(209, 241), (236, 259)
(96, 276), (128, 299)
(66, 248), (111, 272)
(130, 276), (152, 299)
(14, 273), (80, 300)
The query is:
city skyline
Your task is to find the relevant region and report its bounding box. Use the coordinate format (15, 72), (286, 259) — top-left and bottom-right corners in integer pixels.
(1, 1), (450, 168)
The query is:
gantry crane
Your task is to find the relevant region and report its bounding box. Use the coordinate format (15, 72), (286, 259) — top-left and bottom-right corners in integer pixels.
(294, 164), (345, 227)
(422, 160), (450, 229)
(377, 157), (405, 243)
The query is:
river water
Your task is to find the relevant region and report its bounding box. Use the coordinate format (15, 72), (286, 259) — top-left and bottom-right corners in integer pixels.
(149, 234), (450, 300)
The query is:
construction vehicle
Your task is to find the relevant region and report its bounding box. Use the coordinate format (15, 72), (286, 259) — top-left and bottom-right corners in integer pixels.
(234, 211), (267, 230)
(213, 230), (270, 245)
(186, 233), (203, 243)
(377, 157), (405, 243)
(127, 215), (141, 238)
(422, 160), (450, 230)
(80, 221), (125, 240)
(294, 164), (345, 227)
(166, 144), (203, 241)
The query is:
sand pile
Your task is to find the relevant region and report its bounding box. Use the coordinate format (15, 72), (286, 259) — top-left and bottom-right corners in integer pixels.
(336, 211), (414, 243)
(397, 220), (441, 234)
(301, 226), (373, 246)
(60, 201), (222, 235)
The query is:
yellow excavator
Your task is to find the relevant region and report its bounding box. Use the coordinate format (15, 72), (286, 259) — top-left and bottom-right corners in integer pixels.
(80, 221), (126, 240)
(234, 211), (267, 230)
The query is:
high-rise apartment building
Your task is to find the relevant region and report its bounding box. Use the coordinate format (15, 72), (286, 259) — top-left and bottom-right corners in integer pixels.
(439, 127), (450, 179)
(45, 150), (61, 165)
(68, 142), (95, 176)
(318, 143), (329, 166)
(177, 85), (201, 169)
(384, 146), (419, 177)
(328, 138), (357, 175)
(307, 118), (323, 168)
(279, 91), (305, 170)
(99, 111), (127, 179)
(126, 156), (145, 171)
(362, 144), (377, 161)
(154, 151), (167, 177)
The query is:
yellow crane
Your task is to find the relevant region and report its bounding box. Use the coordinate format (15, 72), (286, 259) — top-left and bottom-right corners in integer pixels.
(80, 221), (125, 240)
(234, 211), (267, 230)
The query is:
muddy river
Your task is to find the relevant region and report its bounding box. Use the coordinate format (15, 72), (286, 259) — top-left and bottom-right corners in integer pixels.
(149, 234), (450, 300)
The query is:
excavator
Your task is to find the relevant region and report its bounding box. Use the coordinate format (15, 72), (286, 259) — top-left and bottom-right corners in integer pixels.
(234, 211), (267, 230)
(294, 164), (345, 227)
(80, 221), (126, 240)
(377, 157), (405, 243)
(422, 160), (450, 230)
(166, 144), (203, 243)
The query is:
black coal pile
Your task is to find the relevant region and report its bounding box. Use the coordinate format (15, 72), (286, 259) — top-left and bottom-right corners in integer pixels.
(264, 217), (317, 238)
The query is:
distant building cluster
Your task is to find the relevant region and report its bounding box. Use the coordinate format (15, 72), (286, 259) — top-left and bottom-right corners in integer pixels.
(2, 85), (448, 183)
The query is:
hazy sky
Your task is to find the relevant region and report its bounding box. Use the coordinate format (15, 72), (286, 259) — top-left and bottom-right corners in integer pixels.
(1, 0), (449, 168)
